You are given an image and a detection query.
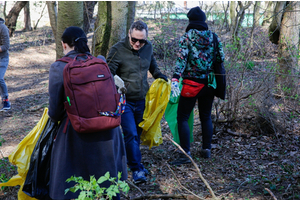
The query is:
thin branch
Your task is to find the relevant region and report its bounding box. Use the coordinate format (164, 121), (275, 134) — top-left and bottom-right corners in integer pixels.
(126, 180), (145, 196)
(264, 188), (278, 200)
(165, 135), (218, 200)
(166, 164), (205, 200)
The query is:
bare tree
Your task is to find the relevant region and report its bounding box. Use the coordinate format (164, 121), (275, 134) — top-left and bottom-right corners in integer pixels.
(127, 1), (136, 32)
(230, 1), (237, 32)
(83, 1), (97, 34)
(262, 1), (274, 27)
(46, 1), (57, 38)
(269, 1), (286, 44)
(232, 1), (252, 49)
(23, 1), (32, 31)
(109, 1), (128, 48)
(93, 1), (112, 56)
(5, 1), (28, 36)
(253, 1), (261, 27)
(56, 1), (83, 59)
(277, 2), (300, 84)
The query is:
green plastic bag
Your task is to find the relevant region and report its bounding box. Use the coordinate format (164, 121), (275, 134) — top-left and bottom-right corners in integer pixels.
(165, 78), (194, 144)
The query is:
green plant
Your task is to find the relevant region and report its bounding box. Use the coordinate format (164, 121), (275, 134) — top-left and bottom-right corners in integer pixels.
(65, 172), (129, 200)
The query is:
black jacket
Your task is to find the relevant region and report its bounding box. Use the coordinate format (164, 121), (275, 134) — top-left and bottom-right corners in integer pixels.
(107, 36), (164, 101)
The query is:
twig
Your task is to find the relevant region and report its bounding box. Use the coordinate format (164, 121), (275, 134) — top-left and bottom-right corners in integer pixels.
(126, 180), (145, 196)
(226, 129), (247, 138)
(264, 188), (278, 200)
(166, 164), (205, 200)
(130, 194), (187, 200)
(236, 178), (249, 193)
(165, 135), (218, 200)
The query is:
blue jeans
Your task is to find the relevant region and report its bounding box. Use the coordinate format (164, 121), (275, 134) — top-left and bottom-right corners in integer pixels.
(121, 99), (145, 172)
(0, 56), (9, 100)
(177, 84), (214, 153)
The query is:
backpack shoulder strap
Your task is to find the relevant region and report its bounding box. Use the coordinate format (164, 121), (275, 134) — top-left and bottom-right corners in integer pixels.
(56, 56), (74, 63)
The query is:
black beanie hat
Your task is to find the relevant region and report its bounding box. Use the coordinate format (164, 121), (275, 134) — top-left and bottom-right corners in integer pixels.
(187, 6), (206, 22)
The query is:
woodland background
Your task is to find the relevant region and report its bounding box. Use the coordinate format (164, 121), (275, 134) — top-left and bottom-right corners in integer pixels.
(0, 1), (299, 200)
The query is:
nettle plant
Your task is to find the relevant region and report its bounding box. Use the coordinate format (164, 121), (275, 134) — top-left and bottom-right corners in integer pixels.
(65, 172), (129, 200)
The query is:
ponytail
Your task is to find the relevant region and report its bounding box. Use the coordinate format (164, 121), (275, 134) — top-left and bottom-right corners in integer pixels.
(61, 26), (90, 53)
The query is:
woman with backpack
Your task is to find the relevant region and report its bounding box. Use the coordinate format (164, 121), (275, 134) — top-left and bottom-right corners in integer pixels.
(170, 7), (225, 165)
(48, 26), (127, 200)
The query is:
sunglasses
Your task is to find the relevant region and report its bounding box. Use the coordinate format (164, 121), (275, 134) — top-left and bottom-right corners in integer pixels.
(130, 36), (147, 44)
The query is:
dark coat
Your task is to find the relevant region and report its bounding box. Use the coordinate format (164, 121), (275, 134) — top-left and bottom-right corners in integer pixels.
(107, 36), (163, 101)
(48, 50), (127, 199)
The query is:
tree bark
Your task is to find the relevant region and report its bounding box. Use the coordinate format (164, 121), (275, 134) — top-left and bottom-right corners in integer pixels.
(109, 1), (128, 49)
(127, 1), (136, 32)
(93, 1), (112, 57)
(46, 1), (57, 40)
(232, 1), (252, 49)
(56, 1), (84, 59)
(3, 1), (7, 19)
(269, 1), (286, 44)
(83, 1), (97, 34)
(5, 1), (28, 36)
(262, 1), (274, 27)
(23, 2), (32, 31)
(277, 1), (300, 84)
(253, 1), (261, 27)
(230, 1), (237, 31)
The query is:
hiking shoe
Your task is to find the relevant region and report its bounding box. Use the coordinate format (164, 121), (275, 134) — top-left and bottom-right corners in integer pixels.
(1, 100), (11, 111)
(143, 168), (149, 176)
(170, 152), (191, 166)
(200, 149), (211, 158)
(132, 170), (147, 184)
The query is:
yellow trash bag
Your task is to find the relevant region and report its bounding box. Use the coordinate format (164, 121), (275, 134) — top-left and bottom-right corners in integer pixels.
(0, 108), (49, 200)
(139, 78), (171, 149)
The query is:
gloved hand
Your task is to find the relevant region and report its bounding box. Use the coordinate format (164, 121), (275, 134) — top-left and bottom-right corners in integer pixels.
(156, 73), (168, 82)
(171, 78), (180, 97)
(114, 75), (127, 94)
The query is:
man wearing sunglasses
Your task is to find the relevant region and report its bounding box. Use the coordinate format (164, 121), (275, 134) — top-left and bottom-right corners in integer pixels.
(107, 20), (168, 184)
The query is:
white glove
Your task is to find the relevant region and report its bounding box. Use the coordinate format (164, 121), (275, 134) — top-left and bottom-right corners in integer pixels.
(171, 78), (180, 97)
(114, 75), (127, 94)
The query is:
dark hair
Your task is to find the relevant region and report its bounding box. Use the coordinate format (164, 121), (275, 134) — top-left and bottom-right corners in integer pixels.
(129, 20), (148, 37)
(61, 26), (90, 53)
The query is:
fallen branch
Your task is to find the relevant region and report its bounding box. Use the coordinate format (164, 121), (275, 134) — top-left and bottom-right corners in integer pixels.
(126, 180), (145, 196)
(264, 188), (278, 200)
(226, 129), (247, 138)
(166, 164), (205, 200)
(165, 135), (219, 200)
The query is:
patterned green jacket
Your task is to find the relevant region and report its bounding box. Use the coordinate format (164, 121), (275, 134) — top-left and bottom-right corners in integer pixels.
(173, 29), (225, 79)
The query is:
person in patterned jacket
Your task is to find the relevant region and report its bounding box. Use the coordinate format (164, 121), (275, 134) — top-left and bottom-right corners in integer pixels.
(170, 6), (225, 165)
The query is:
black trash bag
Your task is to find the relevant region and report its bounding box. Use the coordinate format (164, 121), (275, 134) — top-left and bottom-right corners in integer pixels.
(23, 118), (60, 199)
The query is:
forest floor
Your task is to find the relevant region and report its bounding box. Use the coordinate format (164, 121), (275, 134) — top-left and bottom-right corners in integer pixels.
(0, 19), (300, 200)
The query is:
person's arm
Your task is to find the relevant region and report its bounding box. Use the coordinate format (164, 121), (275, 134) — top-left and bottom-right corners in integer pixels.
(48, 62), (66, 122)
(173, 34), (189, 79)
(106, 46), (120, 76)
(0, 25), (10, 53)
(216, 35), (225, 63)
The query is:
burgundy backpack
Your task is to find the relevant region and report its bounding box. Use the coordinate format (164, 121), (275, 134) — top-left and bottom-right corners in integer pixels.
(57, 54), (125, 133)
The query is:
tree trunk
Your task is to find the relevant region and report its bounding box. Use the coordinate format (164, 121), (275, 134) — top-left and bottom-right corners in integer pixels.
(127, 1), (136, 32)
(83, 1), (97, 34)
(232, 1), (252, 49)
(23, 2), (32, 31)
(46, 1), (57, 40)
(230, 1), (237, 31)
(56, 1), (84, 59)
(93, 1), (112, 57)
(253, 1), (261, 27)
(277, 1), (300, 84)
(109, 1), (128, 49)
(262, 1), (274, 27)
(269, 1), (286, 44)
(3, 1), (7, 19)
(5, 1), (28, 36)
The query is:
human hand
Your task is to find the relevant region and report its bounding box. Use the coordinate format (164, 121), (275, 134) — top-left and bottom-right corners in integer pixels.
(114, 75), (127, 94)
(171, 78), (180, 97)
(156, 73), (168, 82)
